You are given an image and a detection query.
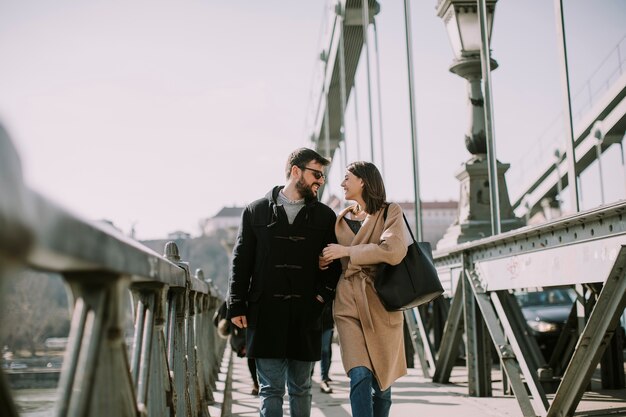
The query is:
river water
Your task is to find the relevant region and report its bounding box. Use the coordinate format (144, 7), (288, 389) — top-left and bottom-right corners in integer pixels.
(12, 388), (56, 417)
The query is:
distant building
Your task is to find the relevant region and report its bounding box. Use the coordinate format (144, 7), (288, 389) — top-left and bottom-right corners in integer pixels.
(324, 194), (343, 212)
(324, 197), (458, 247)
(167, 230), (191, 240)
(398, 201), (458, 246)
(202, 206), (244, 236)
(203, 200), (457, 247)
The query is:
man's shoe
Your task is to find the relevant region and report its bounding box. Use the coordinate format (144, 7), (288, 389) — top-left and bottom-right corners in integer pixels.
(320, 381), (333, 394)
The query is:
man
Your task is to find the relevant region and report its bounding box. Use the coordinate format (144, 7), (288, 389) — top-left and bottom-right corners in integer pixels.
(228, 147), (342, 417)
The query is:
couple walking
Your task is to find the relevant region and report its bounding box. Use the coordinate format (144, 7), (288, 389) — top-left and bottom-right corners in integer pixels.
(227, 148), (411, 417)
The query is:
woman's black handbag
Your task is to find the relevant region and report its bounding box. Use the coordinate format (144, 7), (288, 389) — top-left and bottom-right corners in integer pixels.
(374, 206), (444, 311)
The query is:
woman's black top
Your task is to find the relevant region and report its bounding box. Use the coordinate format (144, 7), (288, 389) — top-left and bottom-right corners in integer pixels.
(344, 217), (362, 235)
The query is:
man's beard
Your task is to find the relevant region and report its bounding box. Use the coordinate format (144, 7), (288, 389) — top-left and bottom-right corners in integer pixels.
(296, 177), (318, 200)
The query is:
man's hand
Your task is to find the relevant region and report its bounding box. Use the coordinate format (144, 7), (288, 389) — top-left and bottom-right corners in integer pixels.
(231, 315), (248, 329)
(319, 254), (332, 270)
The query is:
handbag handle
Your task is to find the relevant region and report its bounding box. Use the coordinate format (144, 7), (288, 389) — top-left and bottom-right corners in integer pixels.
(382, 204), (417, 245)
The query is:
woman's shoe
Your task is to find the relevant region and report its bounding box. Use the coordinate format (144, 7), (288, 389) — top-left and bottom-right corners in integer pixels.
(320, 381), (333, 394)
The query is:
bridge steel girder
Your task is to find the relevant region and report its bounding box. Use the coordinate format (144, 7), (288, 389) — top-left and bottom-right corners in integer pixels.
(465, 270), (539, 416)
(432, 280), (465, 383)
(463, 269), (493, 398)
(547, 246), (626, 417)
(495, 290), (547, 375)
(512, 71), (626, 219)
(404, 306), (436, 378)
(489, 289), (550, 415)
(310, 0), (380, 162)
(548, 300), (580, 375)
(428, 199), (626, 417)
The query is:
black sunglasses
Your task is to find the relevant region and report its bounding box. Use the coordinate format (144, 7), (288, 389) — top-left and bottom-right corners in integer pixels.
(300, 166), (325, 180)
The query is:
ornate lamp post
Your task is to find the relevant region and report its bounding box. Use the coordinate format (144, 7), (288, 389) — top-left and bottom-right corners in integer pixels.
(436, 0), (523, 248)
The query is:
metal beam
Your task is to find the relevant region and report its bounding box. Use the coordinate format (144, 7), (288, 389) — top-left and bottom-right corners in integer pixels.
(433, 281), (465, 383)
(434, 199), (626, 290)
(465, 271), (538, 416)
(311, 1), (380, 164)
(405, 306), (436, 378)
(491, 291), (550, 414)
(496, 290), (546, 371)
(547, 246), (626, 416)
(463, 270), (492, 397)
(548, 300), (580, 375)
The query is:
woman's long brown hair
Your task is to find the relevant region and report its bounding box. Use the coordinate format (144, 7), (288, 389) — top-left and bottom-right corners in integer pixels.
(346, 161), (386, 214)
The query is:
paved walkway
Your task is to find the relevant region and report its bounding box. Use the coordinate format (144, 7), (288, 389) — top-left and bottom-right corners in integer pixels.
(209, 343), (626, 417)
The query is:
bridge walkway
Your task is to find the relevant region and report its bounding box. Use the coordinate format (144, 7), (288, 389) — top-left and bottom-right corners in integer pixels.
(209, 343), (626, 417)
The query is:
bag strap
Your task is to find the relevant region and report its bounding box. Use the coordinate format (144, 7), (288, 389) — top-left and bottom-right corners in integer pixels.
(382, 203), (417, 244)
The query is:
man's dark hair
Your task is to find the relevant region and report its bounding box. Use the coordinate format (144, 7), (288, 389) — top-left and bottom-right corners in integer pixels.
(347, 161), (386, 214)
(285, 147), (330, 179)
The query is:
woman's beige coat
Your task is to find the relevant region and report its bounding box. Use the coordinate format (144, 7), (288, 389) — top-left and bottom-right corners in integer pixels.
(333, 202), (411, 391)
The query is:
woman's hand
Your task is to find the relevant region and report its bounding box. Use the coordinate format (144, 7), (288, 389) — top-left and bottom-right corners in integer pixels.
(322, 244), (349, 262)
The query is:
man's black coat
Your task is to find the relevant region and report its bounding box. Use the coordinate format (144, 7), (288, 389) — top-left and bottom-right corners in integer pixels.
(227, 186), (341, 361)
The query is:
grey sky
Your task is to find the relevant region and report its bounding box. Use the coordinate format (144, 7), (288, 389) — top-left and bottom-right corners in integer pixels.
(0, 1), (624, 239)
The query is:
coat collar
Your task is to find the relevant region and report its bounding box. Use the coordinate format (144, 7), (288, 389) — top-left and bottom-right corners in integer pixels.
(265, 185), (319, 228)
(337, 204), (385, 245)
(267, 185), (318, 208)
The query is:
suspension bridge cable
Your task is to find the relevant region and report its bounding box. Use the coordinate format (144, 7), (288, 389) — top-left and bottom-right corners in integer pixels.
(353, 88), (362, 161)
(361, 0), (375, 163)
(554, 0), (580, 213)
(402, 0), (423, 241)
(372, 19), (385, 178)
(337, 1), (349, 169)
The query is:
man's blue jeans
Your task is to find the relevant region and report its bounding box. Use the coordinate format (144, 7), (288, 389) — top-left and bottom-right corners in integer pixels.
(256, 358), (314, 417)
(348, 366), (392, 417)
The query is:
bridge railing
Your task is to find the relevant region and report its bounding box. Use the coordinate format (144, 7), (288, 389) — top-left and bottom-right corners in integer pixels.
(404, 199), (626, 417)
(0, 126), (226, 417)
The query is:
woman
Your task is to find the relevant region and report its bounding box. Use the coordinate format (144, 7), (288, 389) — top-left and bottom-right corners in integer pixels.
(321, 161), (410, 417)
(318, 302), (334, 394)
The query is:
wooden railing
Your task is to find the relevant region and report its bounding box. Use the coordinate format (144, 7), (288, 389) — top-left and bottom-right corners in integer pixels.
(0, 125), (226, 417)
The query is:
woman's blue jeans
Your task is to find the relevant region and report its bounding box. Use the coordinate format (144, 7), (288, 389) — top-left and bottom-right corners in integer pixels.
(256, 358), (314, 417)
(320, 328), (333, 381)
(348, 366), (392, 417)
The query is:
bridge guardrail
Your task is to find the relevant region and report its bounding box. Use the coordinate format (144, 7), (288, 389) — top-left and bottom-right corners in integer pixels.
(410, 199), (626, 417)
(0, 125), (226, 417)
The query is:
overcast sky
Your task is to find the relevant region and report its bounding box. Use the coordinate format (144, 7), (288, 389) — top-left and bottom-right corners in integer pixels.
(1, 0), (624, 239)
